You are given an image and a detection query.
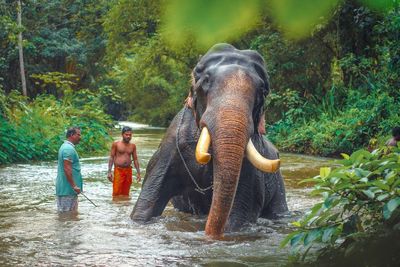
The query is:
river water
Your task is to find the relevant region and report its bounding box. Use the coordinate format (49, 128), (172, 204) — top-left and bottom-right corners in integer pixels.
(0, 126), (333, 266)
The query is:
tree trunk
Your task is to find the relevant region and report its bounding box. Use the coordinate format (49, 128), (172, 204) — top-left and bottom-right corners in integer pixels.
(17, 0), (27, 97)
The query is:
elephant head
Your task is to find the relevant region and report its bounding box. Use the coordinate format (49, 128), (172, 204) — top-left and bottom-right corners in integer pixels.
(187, 43), (280, 238)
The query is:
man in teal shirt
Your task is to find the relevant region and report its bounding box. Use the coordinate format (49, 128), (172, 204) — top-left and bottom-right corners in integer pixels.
(56, 126), (82, 212)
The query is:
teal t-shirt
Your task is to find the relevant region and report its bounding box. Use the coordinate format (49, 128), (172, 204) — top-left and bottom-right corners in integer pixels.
(56, 141), (83, 196)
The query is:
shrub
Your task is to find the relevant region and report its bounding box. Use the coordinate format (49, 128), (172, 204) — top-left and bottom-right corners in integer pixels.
(0, 89), (113, 164)
(282, 147), (400, 265)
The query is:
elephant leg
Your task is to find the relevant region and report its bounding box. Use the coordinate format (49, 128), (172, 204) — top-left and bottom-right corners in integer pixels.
(130, 150), (179, 221)
(131, 115), (184, 222)
(260, 171), (288, 219)
(225, 160), (264, 232)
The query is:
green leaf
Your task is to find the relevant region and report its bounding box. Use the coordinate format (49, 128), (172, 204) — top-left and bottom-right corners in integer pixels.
(290, 232), (305, 247)
(280, 230), (301, 248)
(385, 171), (397, 185)
(377, 193), (389, 201)
(341, 153), (350, 160)
(330, 176), (340, 185)
(315, 210), (334, 225)
(372, 180), (390, 191)
(350, 149), (371, 163)
(292, 221), (301, 227)
(321, 227), (336, 243)
(303, 203), (324, 225)
(354, 168), (371, 178)
(324, 196), (336, 209)
(383, 197), (400, 219)
(299, 177), (318, 184)
(304, 229), (321, 246)
(362, 189), (375, 199)
(320, 167), (331, 178)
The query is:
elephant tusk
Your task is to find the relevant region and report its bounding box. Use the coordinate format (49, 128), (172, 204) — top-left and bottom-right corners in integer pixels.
(246, 139), (280, 173)
(196, 127), (211, 165)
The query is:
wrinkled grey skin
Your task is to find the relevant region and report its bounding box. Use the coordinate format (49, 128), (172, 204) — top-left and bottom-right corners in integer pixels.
(130, 43), (288, 234)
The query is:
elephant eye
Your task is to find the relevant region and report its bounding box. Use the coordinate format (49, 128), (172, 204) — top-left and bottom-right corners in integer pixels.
(199, 75), (210, 93)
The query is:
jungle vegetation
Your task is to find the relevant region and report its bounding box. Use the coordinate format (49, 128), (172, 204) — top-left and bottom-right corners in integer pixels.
(1, 0), (398, 164)
(1, 0), (399, 265)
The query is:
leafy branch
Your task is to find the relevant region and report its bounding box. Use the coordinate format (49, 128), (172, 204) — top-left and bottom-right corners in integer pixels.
(281, 146), (400, 259)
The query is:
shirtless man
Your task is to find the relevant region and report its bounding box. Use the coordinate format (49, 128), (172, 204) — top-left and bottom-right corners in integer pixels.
(107, 126), (141, 197)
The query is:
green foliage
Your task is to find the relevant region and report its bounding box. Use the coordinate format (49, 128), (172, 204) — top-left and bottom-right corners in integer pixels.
(269, 89), (399, 156)
(361, 0), (399, 11)
(1, 0), (399, 153)
(30, 72), (79, 96)
(0, 0), (111, 95)
(268, 0), (340, 39)
(111, 37), (198, 126)
(103, 0), (161, 62)
(268, 5), (400, 156)
(0, 87), (112, 165)
(162, 0), (397, 48)
(281, 147), (400, 260)
(162, 0), (262, 49)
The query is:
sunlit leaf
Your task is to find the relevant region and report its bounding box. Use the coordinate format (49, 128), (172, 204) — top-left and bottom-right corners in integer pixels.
(320, 167), (331, 178)
(292, 221), (301, 227)
(341, 153), (350, 160)
(162, 0), (262, 48)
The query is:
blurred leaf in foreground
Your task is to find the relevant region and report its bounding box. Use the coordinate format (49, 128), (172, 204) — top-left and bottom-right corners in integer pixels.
(268, 0), (340, 39)
(162, 0), (262, 49)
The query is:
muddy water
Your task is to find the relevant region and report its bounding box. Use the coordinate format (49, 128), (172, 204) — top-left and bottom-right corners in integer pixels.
(0, 127), (334, 266)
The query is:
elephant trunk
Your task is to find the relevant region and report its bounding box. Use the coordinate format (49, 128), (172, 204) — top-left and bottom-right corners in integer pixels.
(204, 108), (249, 238)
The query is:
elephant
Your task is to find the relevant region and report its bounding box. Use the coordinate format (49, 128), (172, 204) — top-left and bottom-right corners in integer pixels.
(130, 43), (288, 239)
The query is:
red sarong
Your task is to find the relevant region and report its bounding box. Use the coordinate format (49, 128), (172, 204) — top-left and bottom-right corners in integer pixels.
(113, 166), (132, 196)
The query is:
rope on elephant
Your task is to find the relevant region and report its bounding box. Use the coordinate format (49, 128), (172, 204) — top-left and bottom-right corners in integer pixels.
(176, 107), (213, 194)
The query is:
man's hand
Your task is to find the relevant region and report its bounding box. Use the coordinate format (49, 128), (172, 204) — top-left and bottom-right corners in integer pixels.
(136, 173), (141, 183)
(107, 171), (114, 182)
(73, 185), (81, 194)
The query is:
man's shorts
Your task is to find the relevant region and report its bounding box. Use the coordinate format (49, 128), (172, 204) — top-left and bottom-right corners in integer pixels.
(57, 195), (78, 212)
(113, 166), (133, 197)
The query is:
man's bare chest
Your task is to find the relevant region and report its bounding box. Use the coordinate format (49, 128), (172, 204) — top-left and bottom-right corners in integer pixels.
(116, 144), (134, 155)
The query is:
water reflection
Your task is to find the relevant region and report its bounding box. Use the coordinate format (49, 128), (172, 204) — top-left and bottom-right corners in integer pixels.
(0, 128), (333, 266)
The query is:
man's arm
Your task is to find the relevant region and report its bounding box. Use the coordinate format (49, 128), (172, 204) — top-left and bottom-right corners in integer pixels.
(132, 144), (141, 182)
(63, 160), (81, 194)
(107, 142), (117, 182)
